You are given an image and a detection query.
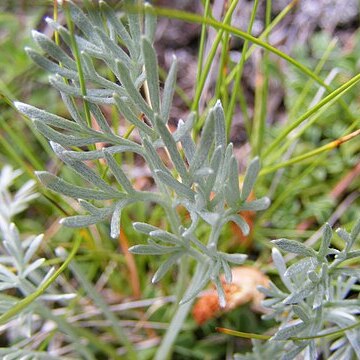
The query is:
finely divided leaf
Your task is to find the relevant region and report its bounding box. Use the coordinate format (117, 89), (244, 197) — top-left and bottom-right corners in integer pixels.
(161, 57), (177, 123)
(272, 239), (317, 257)
(241, 157), (260, 202)
(152, 252), (183, 283)
(141, 36), (160, 113)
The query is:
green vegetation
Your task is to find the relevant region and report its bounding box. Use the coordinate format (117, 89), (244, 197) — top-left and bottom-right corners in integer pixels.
(0, 1), (359, 359)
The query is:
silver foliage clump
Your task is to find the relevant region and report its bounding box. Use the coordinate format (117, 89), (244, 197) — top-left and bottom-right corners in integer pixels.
(237, 220), (360, 360)
(15, 0), (270, 305)
(0, 166), (75, 354)
(0, 165), (38, 233)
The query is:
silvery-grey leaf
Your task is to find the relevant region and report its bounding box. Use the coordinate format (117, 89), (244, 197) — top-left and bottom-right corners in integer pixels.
(104, 151), (135, 194)
(336, 228), (351, 245)
(153, 115), (189, 182)
(272, 248), (293, 291)
(31, 30), (77, 70)
(53, 147), (115, 198)
(33, 120), (103, 147)
(281, 344), (308, 360)
(66, 142), (143, 161)
(49, 75), (83, 97)
(40, 293), (76, 301)
(220, 252), (247, 265)
(205, 145), (223, 195)
(180, 114), (197, 163)
(193, 167), (213, 178)
(3, 224), (23, 262)
(116, 60), (154, 121)
(0, 264), (18, 282)
(23, 234), (44, 265)
(350, 218), (360, 244)
(271, 321), (307, 340)
(189, 109), (215, 173)
(68, 0), (101, 41)
(99, 1), (135, 52)
(227, 156), (240, 206)
(22, 258), (45, 278)
(127, 1), (141, 56)
(283, 280), (316, 304)
(61, 214), (108, 228)
(36, 171), (122, 200)
(144, 3), (157, 43)
(227, 214), (250, 236)
(179, 261), (212, 304)
(197, 210), (219, 225)
(329, 312), (360, 355)
(50, 76), (115, 100)
(258, 280), (286, 297)
(68, 1), (98, 36)
(110, 201), (127, 238)
(308, 270), (320, 283)
(78, 200), (104, 215)
(0, 282), (17, 291)
(95, 26), (132, 69)
(213, 275), (226, 308)
(142, 138), (169, 173)
(272, 239), (317, 257)
(80, 51), (126, 93)
(285, 257), (317, 279)
(313, 283), (324, 309)
(241, 157), (260, 202)
(129, 244), (177, 255)
(318, 222), (332, 259)
(346, 250), (360, 259)
(51, 143), (116, 193)
(134, 71), (147, 90)
(88, 103), (114, 134)
(149, 230), (180, 245)
(293, 305), (310, 323)
(330, 336), (347, 351)
(332, 268), (360, 278)
(114, 94), (155, 137)
(173, 114), (195, 142)
(26, 48), (78, 80)
(133, 222), (159, 235)
(215, 143), (233, 189)
(210, 258), (222, 281)
(60, 92), (87, 127)
(155, 170), (194, 200)
(161, 56), (177, 123)
(45, 18), (103, 59)
(142, 36), (160, 113)
(214, 100), (226, 149)
(221, 258), (232, 283)
(152, 251), (183, 283)
(14, 102), (83, 132)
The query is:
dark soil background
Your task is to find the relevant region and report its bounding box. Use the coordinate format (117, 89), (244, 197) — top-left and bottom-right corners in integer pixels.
(154, 0), (359, 142)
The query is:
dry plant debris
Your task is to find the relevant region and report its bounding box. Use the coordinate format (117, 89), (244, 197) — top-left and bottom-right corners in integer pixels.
(193, 266), (269, 325)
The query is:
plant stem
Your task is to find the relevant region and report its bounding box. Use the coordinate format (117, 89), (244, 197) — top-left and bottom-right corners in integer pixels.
(260, 128), (360, 176)
(63, 2), (92, 129)
(225, 0), (260, 138)
(191, 0), (239, 115)
(0, 235), (81, 325)
(145, 5), (354, 120)
(263, 72), (360, 158)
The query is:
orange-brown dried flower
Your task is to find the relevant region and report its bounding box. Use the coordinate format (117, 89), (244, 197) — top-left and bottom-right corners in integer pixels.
(192, 266), (269, 325)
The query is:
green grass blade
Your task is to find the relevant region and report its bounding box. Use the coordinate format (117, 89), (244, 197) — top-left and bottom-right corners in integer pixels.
(260, 128), (360, 176)
(263, 72), (360, 158)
